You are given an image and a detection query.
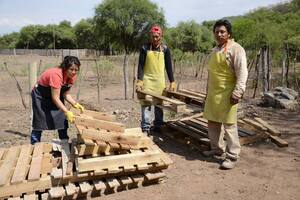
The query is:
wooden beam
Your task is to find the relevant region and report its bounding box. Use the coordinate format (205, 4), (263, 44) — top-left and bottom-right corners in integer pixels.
(72, 108), (115, 122)
(254, 117), (281, 136)
(75, 116), (125, 133)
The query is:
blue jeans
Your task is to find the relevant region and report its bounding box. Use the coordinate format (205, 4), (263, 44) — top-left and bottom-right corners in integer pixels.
(30, 128), (69, 144)
(141, 105), (163, 133)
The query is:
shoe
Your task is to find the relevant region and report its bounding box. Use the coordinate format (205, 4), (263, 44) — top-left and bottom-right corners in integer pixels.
(221, 158), (238, 169)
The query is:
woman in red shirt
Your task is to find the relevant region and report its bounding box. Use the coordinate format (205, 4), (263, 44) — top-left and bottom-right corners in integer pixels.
(31, 56), (84, 144)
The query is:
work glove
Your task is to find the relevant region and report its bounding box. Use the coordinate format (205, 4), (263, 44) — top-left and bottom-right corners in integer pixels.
(65, 111), (75, 123)
(136, 80), (144, 91)
(168, 82), (177, 91)
(230, 94), (240, 105)
(73, 103), (85, 113)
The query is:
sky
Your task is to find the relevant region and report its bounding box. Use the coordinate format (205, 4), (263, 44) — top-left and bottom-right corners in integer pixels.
(0, 0), (286, 35)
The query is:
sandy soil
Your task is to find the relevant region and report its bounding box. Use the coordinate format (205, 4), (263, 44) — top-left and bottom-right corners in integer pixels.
(0, 56), (299, 200)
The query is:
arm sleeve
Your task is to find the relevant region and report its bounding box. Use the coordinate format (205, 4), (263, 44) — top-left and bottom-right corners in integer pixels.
(164, 48), (174, 82)
(232, 46), (248, 98)
(137, 47), (146, 80)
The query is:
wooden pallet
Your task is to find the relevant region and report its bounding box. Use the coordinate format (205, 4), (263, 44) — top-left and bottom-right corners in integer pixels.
(166, 115), (286, 148)
(136, 90), (186, 113)
(47, 171), (166, 200)
(163, 89), (205, 107)
(0, 143), (53, 199)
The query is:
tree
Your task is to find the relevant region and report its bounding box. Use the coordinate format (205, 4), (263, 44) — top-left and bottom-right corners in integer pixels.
(94, 0), (165, 99)
(0, 32), (19, 48)
(74, 19), (95, 49)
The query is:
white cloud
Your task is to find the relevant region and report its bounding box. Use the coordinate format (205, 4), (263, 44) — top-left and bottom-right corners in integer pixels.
(0, 17), (35, 27)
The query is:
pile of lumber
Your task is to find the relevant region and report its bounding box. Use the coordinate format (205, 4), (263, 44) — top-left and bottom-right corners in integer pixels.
(0, 109), (172, 200)
(48, 109), (173, 199)
(136, 89), (206, 113)
(166, 113), (288, 150)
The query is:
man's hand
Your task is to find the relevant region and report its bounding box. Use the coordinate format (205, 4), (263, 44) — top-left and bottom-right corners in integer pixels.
(169, 82), (176, 91)
(136, 80), (144, 91)
(230, 94), (240, 105)
(73, 103), (84, 113)
(65, 111), (75, 123)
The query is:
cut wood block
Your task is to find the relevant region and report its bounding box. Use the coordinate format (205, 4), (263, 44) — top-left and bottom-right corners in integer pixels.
(254, 117), (281, 136)
(10, 145), (33, 184)
(48, 186), (66, 198)
(119, 176), (133, 185)
(79, 181), (92, 193)
(65, 183), (77, 196)
(130, 174), (144, 187)
(8, 197), (21, 200)
(93, 180), (106, 191)
(106, 178), (120, 189)
(51, 168), (62, 179)
(41, 193), (49, 200)
(23, 194), (37, 200)
(145, 171), (166, 181)
(77, 150), (166, 173)
(75, 116), (125, 133)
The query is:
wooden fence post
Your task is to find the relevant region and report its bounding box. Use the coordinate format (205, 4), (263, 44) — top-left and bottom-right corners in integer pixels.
(28, 62), (37, 131)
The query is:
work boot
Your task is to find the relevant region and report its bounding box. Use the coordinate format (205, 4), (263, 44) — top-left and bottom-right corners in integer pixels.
(220, 158), (238, 169)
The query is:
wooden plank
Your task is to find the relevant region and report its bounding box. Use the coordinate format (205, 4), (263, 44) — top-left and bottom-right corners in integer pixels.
(77, 150), (166, 173)
(81, 128), (152, 149)
(254, 117), (281, 136)
(72, 108), (115, 121)
(178, 88), (207, 98)
(242, 118), (268, 131)
(0, 177), (51, 199)
(269, 135), (288, 147)
(0, 146), (21, 186)
(61, 140), (71, 178)
(164, 89), (204, 106)
(66, 139), (76, 176)
(41, 153), (52, 175)
(144, 171), (166, 180)
(27, 156), (42, 181)
(48, 186), (66, 198)
(75, 116), (125, 133)
(10, 145), (33, 184)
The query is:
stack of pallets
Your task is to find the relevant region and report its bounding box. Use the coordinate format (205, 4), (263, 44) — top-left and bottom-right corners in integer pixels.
(166, 113), (288, 150)
(48, 109), (173, 199)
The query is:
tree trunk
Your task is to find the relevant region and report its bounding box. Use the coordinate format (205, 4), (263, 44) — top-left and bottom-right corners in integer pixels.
(123, 53), (129, 100)
(252, 50), (261, 98)
(132, 56), (137, 99)
(195, 54), (203, 78)
(261, 46), (268, 92)
(282, 49), (286, 87)
(285, 43), (290, 88)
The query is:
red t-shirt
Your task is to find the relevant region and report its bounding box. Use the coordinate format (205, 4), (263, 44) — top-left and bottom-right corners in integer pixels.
(38, 67), (77, 89)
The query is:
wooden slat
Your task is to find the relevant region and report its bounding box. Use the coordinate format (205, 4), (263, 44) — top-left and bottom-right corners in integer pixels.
(77, 150), (166, 173)
(75, 116), (125, 133)
(72, 108), (115, 121)
(0, 148), (6, 160)
(65, 183), (77, 196)
(145, 171), (166, 180)
(80, 128), (152, 149)
(178, 89), (207, 98)
(10, 145), (33, 184)
(41, 153), (52, 175)
(93, 180), (106, 191)
(0, 146), (21, 186)
(27, 143), (44, 181)
(254, 117), (281, 136)
(242, 118), (268, 131)
(61, 140), (71, 178)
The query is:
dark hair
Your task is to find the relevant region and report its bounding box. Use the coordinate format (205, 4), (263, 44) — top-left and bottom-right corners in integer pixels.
(60, 56), (81, 70)
(213, 19), (232, 35)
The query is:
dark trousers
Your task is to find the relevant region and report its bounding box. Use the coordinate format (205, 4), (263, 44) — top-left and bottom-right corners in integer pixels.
(30, 128), (69, 144)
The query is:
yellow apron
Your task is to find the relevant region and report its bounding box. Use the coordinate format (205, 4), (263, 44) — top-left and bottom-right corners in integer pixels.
(140, 48), (166, 105)
(203, 50), (237, 124)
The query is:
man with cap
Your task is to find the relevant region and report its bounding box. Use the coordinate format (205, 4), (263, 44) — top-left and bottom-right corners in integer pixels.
(136, 25), (176, 134)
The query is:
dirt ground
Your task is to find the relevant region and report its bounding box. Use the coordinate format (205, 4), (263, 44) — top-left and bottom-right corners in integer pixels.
(0, 55), (299, 200)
